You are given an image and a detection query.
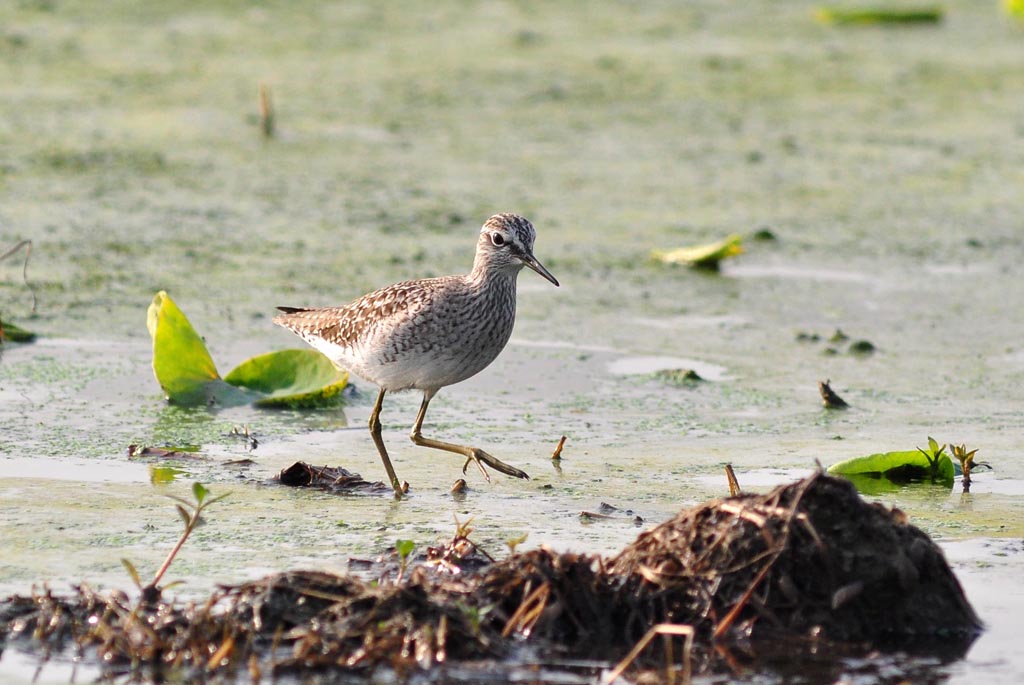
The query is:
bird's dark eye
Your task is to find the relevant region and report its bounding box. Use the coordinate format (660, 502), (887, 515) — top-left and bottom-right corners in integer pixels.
(490, 233), (505, 247)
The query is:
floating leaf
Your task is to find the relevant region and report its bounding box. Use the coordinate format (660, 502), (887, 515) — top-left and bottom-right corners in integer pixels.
(147, 291), (254, 407)
(815, 6), (944, 25)
(224, 349), (348, 408)
(827, 448), (955, 488)
(148, 291), (345, 409)
(0, 318), (36, 343)
(652, 234), (743, 269)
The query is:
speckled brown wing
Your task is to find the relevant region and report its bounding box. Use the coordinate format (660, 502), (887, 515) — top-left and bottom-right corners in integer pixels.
(273, 278), (448, 351)
(273, 305), (358, 349)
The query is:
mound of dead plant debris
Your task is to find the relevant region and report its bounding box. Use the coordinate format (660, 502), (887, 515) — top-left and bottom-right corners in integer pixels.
(0, 473), (981, 681)
(607, 471), (982, 644)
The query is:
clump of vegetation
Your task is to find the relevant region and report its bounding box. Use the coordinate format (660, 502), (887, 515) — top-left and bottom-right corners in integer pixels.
(0, 474), (981, 682)
(796, 329), (876, 356)
(654, 368), (704, 386)
(848, 339), (876, 355)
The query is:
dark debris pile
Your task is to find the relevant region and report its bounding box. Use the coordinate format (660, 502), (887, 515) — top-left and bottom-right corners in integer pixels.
(608, 472), (982, 644)
(0, 473), (982, 681)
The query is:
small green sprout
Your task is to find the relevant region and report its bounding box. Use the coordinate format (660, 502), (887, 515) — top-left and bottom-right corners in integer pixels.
(457, 601), (491, 636)
(453, 514), (475, 539)
(122, 482), (228, 601)
(395, 539), (416, 581)
(916, 437), (948, 483)
(506, 533), (529, 556)
(950, 443), (979, 492)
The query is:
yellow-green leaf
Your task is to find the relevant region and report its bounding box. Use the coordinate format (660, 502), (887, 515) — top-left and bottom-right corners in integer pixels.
(652, 234), (744, 269)
(827, 449), (955, 488)
(224, 349), (348, 408)
(192, 481), (209, 504)
(0, 318), (36, 343)
(815, 6), (944, 25)
(147, 291), (255, 407)
(148, 291), (219, 399)
(395, 539), (416, 559)
(147, 291), (347, 409)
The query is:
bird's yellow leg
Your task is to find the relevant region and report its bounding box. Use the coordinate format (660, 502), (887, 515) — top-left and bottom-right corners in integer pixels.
(409, 391), (530, 481)
(368, 387), (405, 496)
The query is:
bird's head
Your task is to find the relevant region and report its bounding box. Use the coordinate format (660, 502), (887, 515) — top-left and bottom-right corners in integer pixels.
(475, 213), (559, 286)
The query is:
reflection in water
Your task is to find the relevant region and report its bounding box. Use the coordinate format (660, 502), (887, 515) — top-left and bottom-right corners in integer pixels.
(150, 403), (351, 447)
(0, 622), (976, 685)
(150, 404), (219, 447)
(285, 407), (350, 432)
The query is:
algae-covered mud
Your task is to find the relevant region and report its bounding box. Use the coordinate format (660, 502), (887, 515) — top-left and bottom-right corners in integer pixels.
(2, 1), (1024, 683)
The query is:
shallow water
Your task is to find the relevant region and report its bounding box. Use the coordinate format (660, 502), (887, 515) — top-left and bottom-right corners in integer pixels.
(2, 0), (1024, 682)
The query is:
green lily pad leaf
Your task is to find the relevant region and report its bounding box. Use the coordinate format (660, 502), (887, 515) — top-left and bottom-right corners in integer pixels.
(147, 291), (255, 407)
(652, 234), (744, 269)
(815, 6), (944, 25)
(0, 318), (36, 343)
(827, 449), (955, 488)
(148, 291), (346, 409)
(224, 349), (348, 408)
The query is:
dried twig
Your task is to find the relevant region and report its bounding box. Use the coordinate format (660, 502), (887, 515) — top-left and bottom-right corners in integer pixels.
(605, 623), (694, 684)
(551, 435), (567, 460)
(0, 239), (37, 312)
(724, 464), (741, 496)
(258, 84), (275, 138)
(501, 582), (550, 637)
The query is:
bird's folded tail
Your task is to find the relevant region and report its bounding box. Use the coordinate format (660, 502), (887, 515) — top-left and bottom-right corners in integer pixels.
(273, 306), (311, 331)
(272, 305), (362, 348)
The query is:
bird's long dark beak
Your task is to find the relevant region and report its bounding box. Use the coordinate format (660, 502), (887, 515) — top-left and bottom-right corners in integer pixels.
(521, 253), (559, 287)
